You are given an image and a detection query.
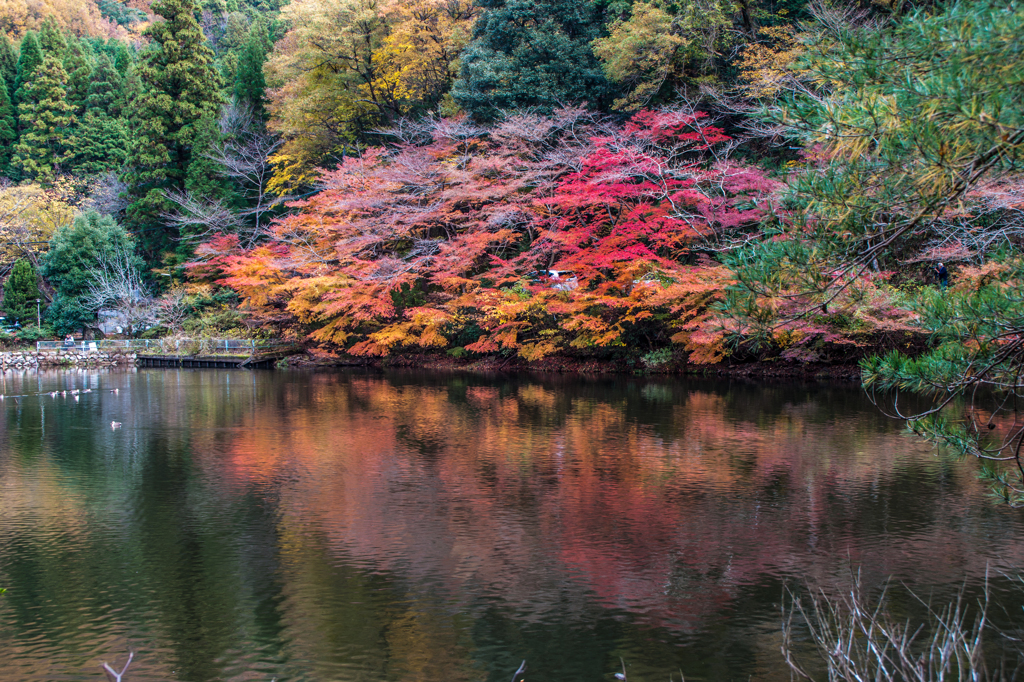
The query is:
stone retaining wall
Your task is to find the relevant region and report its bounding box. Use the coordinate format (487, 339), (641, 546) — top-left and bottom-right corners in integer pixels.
(0, 349), (137, 369)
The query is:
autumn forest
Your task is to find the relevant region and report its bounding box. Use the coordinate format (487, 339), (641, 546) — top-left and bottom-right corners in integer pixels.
(0, 0), (1022, 410)
(3, 0), (1024, 678)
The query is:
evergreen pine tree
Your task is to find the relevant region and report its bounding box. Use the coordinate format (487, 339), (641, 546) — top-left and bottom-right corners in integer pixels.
(85, 54), (124, 118)
(451, 0), (611, 119)
(113, 42), (132, 75)
(2, 259), (42, 326)
(13, 32), (43, 107)
(124, 0), (224, 258)
(0, 34), (16, 97)
(233, 21), (269, 119)
(42, 211), (142, 334)
(38, 17), (68, 58)
(73, 111), (129, 175)
(0, 79), (14, 177)
(63, 37), (94, 116)
(12, 55), (77, 183)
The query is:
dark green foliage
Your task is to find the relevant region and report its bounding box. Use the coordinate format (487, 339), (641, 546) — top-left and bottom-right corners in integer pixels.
(73, 111), (129, 175)
(113, 42), (132, 75)
(84, 55), (125, 118)
(722, 0), (1024, 340)
(42, 211), (141, 334)
(185, 114), (232, 200)
(0, 79), (14, 177)
(0, 34), (15, 97)
(2, 259), (42, 326)
(97, 0), (150, 26)
(12, 55), (76, 183)
(13, 32), (43, 107)
(233, 21), (270, 119)
(44, 295), (93, 336)
(75, 51), (129, 172)
(452, 0), (611, 119)
(38, 17), (68, 58)
(123, 0), (225, 258)
(63, 38), (94, 116)
(716, 0), (1024, 502)
(220, 11), (251, 53)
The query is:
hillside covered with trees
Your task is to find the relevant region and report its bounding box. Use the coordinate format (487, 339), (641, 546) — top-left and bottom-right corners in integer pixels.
(1, 0), (1024, 490)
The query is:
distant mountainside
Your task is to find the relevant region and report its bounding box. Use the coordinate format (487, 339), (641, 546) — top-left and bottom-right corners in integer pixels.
(0, 0), (153, 40)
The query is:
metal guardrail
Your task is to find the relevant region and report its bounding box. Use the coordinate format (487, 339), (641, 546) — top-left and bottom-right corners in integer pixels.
(37, 339), (286, 355)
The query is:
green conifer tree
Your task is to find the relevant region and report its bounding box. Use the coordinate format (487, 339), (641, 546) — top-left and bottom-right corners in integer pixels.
(233, 21), (269, 119)
(0, 80), (15, 177)
(2, 259), (42, 326)
(113, 42), (132, 75)
(63, 37), (94, 116)
(42, 211), (142, 334)
(0, 34), (16, 97)
(452, 0), (611, 119)
(12, 55), (77, 183)
(13, 32), (43, 107)
(85, 54), (124, 118)
(185, 114), (230, 200)
(38, 17), (68, 58)
(73, 111), (129, 175)
(124, 0), (224, 258)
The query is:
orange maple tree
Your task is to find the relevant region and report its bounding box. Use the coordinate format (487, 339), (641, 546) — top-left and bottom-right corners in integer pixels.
(195, 107), (780, 362)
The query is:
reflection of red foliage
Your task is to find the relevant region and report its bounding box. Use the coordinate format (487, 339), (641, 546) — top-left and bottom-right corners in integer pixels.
(194, 376), (1024, 631)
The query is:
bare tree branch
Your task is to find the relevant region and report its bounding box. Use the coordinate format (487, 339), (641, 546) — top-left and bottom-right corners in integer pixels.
(82, 243), (155, 337)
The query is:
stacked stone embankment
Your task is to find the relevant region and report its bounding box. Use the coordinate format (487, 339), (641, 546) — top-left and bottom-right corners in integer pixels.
(0, 349), (137, 369)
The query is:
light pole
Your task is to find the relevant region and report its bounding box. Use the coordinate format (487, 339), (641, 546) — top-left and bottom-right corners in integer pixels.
(35, 299), (40, 327)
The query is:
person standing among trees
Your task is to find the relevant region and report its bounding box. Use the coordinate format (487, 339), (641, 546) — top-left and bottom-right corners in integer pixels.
(934, 262), (949, 290)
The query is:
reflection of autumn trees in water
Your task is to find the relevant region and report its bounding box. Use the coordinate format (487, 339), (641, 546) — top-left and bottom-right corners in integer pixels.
(194, 372), (1024, 631)
(2, 370), (1023, 681)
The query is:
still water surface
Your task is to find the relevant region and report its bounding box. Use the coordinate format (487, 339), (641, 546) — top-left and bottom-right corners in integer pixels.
(1, 369), (1023, 681)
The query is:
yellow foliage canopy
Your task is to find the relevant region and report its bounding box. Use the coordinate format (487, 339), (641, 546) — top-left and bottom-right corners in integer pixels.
(0, 183), (73, 267)
(266, 0), (477, 192)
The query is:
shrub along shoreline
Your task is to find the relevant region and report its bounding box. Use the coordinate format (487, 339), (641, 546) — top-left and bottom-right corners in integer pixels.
(284, 329), (931, 381)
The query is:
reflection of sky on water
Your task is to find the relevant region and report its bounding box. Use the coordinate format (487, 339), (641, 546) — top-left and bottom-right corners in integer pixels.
(0, 368), (1022, 681)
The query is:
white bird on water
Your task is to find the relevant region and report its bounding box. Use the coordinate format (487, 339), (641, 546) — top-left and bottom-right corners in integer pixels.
(111, 421), (122, 429)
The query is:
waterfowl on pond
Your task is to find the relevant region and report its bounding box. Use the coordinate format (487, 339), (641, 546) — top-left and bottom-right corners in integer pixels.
(111, 421), (121, 429)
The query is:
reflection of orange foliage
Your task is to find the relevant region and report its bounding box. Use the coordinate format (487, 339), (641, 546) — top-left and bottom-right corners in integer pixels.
(179, 374), (1024, 632)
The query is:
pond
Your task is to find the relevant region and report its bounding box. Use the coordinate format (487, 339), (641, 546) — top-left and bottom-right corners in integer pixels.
(0, 368), (1023, 681)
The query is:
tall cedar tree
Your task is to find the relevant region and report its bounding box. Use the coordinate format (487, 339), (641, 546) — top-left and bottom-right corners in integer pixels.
(2, 259), (41, 326)
(233, 21), (269, 119)
(452, 0), (610, 119)
(85, 54), (124, 118)
(72, 53), (128, 175)
(0, 35), (15, 98)
(63, 37), (93, 117)
(113, 42), (132, 76)
(124, 0), (224, 259)
(73, 111), (129, 175)
(13, 32), (43, 107)
(0, 80), (14, 176)
(38, 17), (68, 58)
(12, 55), (76, 184)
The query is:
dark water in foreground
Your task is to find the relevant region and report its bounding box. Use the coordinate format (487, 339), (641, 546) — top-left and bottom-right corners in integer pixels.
(1, 369), (1023, 681)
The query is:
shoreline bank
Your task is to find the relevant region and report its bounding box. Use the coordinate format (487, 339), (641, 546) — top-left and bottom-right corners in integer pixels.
(284, 351), (867, 381)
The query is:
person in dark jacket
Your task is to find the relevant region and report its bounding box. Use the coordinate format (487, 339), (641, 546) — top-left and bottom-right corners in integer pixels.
(934, 262), (949, 290)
